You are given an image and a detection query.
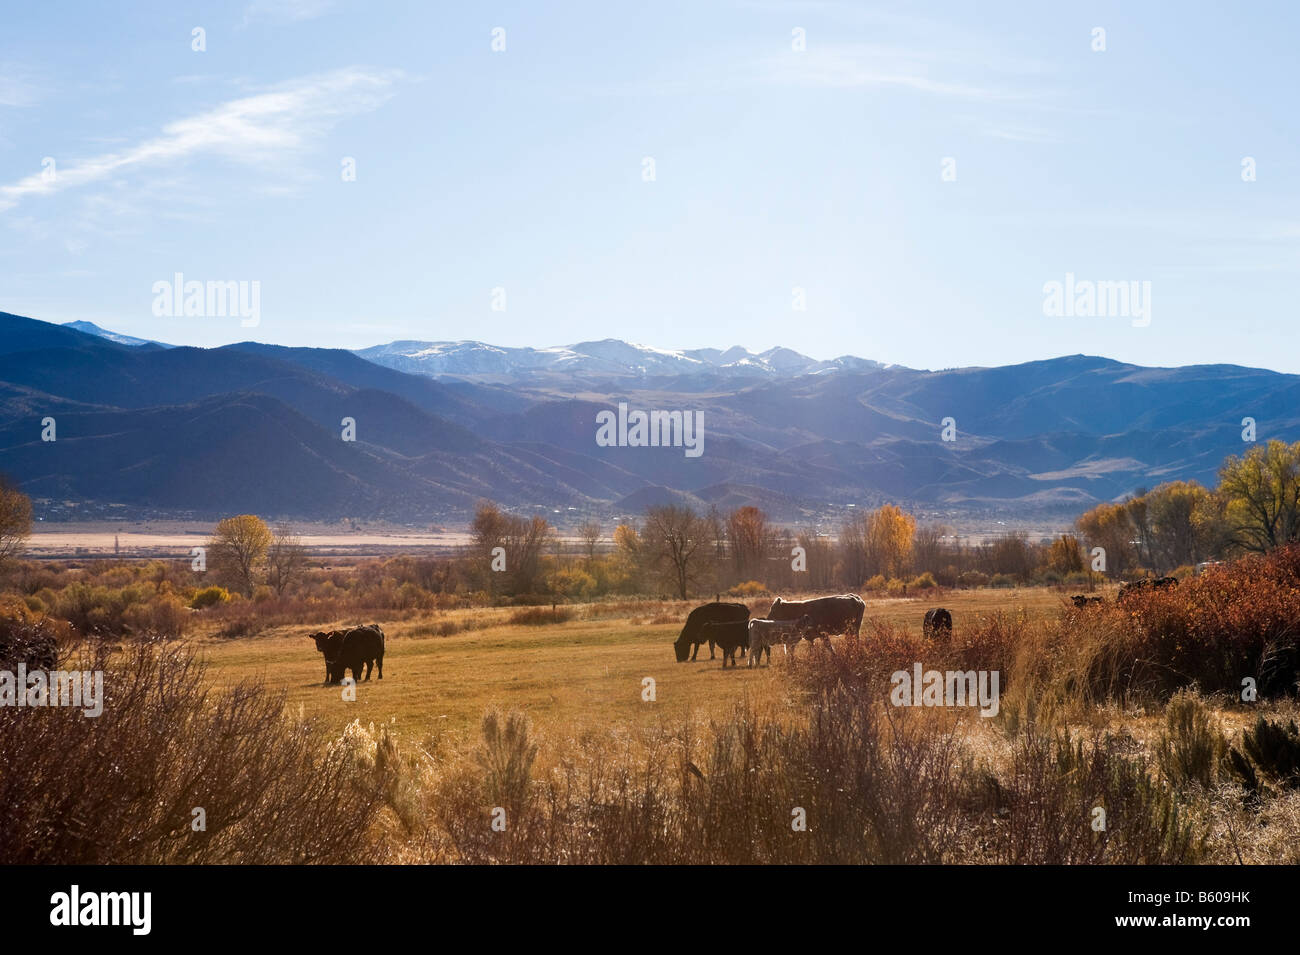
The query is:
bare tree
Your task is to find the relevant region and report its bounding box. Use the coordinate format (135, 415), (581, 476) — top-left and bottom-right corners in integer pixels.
(577, 520), (601, 565)
(266, 522), (307, 596)
(726, 505), (771, 582)
(643, 504), (710, 599)
(471, 500), (552, 595)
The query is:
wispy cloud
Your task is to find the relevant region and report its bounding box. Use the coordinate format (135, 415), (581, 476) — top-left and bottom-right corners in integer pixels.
(757, 43), (1048, 103)
(241, 0), (336, 27)
(0, 67), (400, 212)
(0, 62), (40, 107)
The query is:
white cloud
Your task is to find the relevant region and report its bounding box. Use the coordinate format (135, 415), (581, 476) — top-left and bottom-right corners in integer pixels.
(0, 67), (400, 212)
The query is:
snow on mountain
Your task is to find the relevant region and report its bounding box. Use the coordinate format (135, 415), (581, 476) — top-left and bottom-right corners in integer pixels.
(61, 321), (170, 348)
(355, 338), (884, 380)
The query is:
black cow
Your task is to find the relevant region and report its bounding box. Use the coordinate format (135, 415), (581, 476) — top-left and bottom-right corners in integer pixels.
(674, 602), (749, 662)
(309, 629), (347, 682)
(1119, 576), (1178, 602)
(699, 620), (749, 668)
(1070, 595), (1104, 608)
(314, 624), (385, 684)
(330, 624), (385, 683)
(766, 594), (865, 642)
(923, 607), (952, 639)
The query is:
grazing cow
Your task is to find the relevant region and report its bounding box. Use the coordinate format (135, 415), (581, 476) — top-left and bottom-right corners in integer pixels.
(1119, 577), (1178, 601)
(674, 602), (749, 662)
(747, 615), (812, 667)
(766, 594), (865, 643)
(309, 629), (347, 682)
(329, 624), (385, 683)
(1070, 595), (1104, 608)
(699, 620), (750, 668)
(923, 607), (953, 640)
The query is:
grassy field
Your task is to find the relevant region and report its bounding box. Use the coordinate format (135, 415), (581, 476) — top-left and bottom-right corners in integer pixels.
(196, 587), (1075, 753)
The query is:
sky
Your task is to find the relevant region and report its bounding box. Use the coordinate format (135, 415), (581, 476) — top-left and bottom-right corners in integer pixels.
(1, 1), (1297, 371)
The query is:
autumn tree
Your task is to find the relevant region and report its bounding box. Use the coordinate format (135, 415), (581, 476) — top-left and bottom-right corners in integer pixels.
(265, 522), (307, 596)
(209, 514), (272, 596)
(643, 504), (710, 599)
(0, 477), (31, 568)
(1218, 440), (1300, 552)
(1140, 481), (1223, 570)
(867, 504), (916, 579)
(1075, 501), (1137, 576)
(1045, 534), (1084, 575)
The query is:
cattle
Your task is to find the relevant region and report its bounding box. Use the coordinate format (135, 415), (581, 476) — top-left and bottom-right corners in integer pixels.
(922, 607), (953, 640)
(674, 602), (749, 662)
(329, 624), (385, 683)
(308, 629), (347, 682)
(1070, 595), (1104, 608)
(699, 620), (750, 668)
(311, 624), (384, 684)
(1119, 576), (1178, 602)
(766, 594), (865, 642)
(747, 615), (811, 667)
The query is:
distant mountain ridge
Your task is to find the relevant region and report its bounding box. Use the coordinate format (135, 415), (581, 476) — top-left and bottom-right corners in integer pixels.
(3, 311), (1298, 526)
(354, 338), (886, 381)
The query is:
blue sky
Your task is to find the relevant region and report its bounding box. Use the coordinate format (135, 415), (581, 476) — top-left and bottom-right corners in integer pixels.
(1, 1), (1297, 371)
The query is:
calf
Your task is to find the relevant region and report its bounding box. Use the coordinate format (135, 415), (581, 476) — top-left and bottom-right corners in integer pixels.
(747, 615), (811, 667)
(699, 620), (749, 668)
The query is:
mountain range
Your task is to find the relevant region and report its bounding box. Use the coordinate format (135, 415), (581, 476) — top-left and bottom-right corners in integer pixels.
(0, 311), (1294, 528)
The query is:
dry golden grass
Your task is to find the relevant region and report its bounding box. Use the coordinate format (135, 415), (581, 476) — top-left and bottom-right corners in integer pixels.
(194, 588), (1067, 757)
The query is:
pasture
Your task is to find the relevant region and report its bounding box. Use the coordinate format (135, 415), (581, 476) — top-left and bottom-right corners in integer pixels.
(196, 587), (1069, 753)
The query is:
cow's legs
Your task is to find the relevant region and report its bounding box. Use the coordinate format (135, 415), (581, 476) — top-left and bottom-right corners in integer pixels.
(377, 655), (383, 679)
(708, 639), (715, 660)
(363, 659), (373, 680)
(690, 642), (699, 661)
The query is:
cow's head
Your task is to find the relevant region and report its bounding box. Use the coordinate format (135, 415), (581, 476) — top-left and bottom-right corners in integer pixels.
(673, 633), (691, 663)
(766, 597), (784, 617)
(309, 631), (331, 653)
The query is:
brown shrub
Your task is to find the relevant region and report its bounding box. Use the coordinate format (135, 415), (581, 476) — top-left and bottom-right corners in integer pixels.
(0, 640), (390, 863)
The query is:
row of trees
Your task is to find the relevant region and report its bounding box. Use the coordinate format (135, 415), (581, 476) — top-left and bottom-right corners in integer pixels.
(4, 439), (1300, 602)
(1075, 439), (1300, 575)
